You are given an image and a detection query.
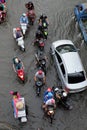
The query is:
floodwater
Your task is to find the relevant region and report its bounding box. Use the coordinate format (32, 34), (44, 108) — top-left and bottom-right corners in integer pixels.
(0, 0), (87, 130)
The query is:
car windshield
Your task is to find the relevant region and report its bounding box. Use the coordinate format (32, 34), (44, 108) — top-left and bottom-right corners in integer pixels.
(56, 44), (76, 54)
(68, 71), (85, 84)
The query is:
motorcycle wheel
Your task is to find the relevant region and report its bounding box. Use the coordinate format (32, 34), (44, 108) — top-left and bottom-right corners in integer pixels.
(50, 114), (54, 124)
(36, 87), (41, 96)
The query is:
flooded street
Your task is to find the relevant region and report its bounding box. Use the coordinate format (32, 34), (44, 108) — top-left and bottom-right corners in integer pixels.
(0, 0), (87, 130)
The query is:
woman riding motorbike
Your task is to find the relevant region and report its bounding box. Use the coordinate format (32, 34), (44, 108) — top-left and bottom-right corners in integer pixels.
(53, 87), (73, 110)
(13, 57), (24, 72)
(34, 69), (46, 85)
(35, 52), (47, 74)
(20, 13), (29, 25)
(38, 14), (49, 29)
(25, 1), (34, 10)
(14, 28), (23, 39)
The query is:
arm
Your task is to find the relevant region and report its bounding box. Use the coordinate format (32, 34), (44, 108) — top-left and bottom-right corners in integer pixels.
(13, 64), (16, 73)
(21, 61), (24, 69)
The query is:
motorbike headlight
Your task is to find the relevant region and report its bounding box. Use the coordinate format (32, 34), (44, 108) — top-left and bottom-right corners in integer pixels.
(49, 110), (53, 114)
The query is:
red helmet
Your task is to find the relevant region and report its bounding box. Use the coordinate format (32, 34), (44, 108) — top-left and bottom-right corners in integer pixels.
(47, 87), (52, 92)
(16, 28), (20, 31)
(38, 70), (43, 75)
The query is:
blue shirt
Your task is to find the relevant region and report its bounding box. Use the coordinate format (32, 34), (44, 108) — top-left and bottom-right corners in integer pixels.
(20, 16), (29, 24)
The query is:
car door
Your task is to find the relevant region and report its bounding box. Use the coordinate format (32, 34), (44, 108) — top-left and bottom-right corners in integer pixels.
(54, 51), (66, 87)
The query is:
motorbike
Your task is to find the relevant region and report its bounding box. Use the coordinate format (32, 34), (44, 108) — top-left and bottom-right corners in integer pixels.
(35, 80), (43, 96)
(42, 104), (55, 124)
(20, 23), (28, 35)
(34, 38), (45, 51)
(13, 28), (25, 52)
(53, 87), (73, 110)
(12, 58), (25, 83)
(35, 53), (46, 75)
(17, 69), (25, 82)
(38, 20), (48, 40)
(47, 105), (55, 124)
(42, 28), (48, 40)
(38, 38), (45, 51)
(10, 91), (27, 123)
(0, 11), (6, 23)
(27, 10), (36, 25)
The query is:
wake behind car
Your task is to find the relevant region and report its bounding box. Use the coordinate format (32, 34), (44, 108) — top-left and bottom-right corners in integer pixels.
(50, 40), (87, 93)
(74, 3), (87, 43)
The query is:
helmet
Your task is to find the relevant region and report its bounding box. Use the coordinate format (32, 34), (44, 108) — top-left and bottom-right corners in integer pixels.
(15, 58), (19, 64)
(41, 13), (46, 18)
(54, 88), (59, 92)
(22, 13), (26, 17)
(28, 1), (33, 4)
(47, 87), (52, 92)
(51, 98), (55, 104)
(38, 70), (43, 75)
(47, 92), (53, 98)
(63, 92), (67, 97)
(16, 28), (20, 31)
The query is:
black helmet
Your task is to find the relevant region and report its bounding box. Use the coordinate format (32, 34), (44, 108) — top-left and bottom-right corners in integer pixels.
(41, 13), (46, 18)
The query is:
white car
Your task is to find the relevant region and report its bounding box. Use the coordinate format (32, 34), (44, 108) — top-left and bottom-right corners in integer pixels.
(50, 40), (87, 93)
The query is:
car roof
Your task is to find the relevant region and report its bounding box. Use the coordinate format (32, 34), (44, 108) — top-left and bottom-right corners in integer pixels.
(52, 40), (84, 74)
(62, 52), (84, 74)
(52, 40), (74, 49)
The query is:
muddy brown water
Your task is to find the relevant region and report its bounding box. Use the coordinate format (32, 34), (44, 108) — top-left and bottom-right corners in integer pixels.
(0, 0), (87, 130)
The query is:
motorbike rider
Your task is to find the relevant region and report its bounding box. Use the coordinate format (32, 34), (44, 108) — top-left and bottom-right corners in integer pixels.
(33, 29), (44, 45)
(35, 51), (47, 68)
(10, 91), (24, 111)
(26, 1), (34, 10)
(0, 2), (4, 11)
(54, 87), (68, 102)
(34, 69), (46, 85)
(20, 13), (29, 25)
(13, 57), (24, 72)
(38, 14), (49, 30)
(10, 91), (20, 99)
(35, 29), (44, 40)
(43, 98), (56, 112)
(15, 28), (23, 39)
(0, 0), (6, 3)
(44, 91), (54, 103)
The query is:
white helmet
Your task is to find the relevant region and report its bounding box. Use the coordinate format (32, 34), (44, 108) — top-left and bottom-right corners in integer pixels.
(63, 92), (67, 97)
(22, 13), (26, 17)
(15, 58), (19, 63)
(54, 88), (59, 92)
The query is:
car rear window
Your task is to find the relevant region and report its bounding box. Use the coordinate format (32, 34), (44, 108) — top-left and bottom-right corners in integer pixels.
(56, 44), (76, 54)
(68, 71), (85, 84)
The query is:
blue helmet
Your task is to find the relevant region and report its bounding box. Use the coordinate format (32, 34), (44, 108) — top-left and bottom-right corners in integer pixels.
(47, 92), (53, 98)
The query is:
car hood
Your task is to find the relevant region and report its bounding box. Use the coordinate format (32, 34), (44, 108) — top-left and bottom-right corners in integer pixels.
(62, 52), (84, 73)
(52, 40), (74, 49)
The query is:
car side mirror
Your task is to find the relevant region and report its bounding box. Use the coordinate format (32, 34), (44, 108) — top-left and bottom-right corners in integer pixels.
(50, 47), (55, 55)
